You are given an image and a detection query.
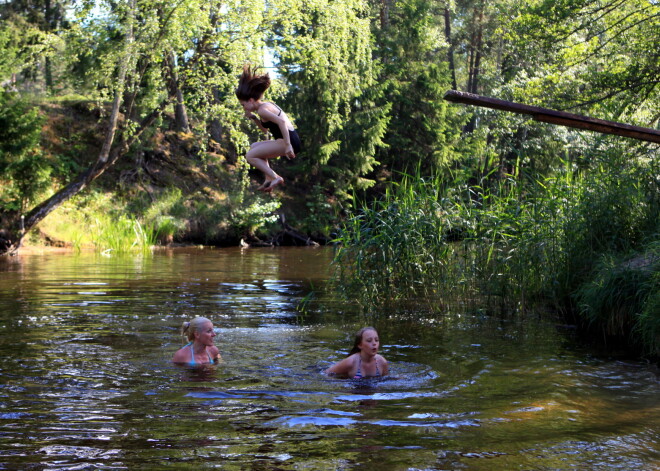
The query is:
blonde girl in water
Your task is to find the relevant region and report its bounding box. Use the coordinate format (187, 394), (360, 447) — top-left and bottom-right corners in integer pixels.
(326, 327), (389, 379)
(236, 64), (302, 192)
(172, 317), (221, 365)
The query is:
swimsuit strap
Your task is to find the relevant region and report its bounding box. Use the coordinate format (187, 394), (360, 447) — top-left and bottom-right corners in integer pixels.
(354, 356), (362, 379)
(260, 102), (282, 116)
(354, 356), (380, 379)
(186, 342), (213, 365)
(186, 342), (196, 365)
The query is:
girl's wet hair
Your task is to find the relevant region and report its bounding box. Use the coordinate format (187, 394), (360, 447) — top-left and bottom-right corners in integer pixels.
(235, 64), (271, 101)
(181, 317), (212, 343)
(349, 326), (378, 355)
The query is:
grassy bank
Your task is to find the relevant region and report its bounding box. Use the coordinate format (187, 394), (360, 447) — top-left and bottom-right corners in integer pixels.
(13, 100), (293, 252)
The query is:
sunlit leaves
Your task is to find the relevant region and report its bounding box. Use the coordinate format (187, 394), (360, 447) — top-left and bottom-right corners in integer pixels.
(506, 0), (660, 123)
(275, 0), (374, 134)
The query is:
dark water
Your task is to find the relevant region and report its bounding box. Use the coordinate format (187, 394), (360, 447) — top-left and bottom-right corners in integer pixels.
(0, 247), (658, 470)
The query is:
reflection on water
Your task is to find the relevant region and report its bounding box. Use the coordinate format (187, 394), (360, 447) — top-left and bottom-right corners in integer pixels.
(0, 247), (658, 470)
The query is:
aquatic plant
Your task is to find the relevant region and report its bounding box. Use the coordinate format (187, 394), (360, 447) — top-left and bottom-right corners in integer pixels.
(333, 172), (466, 308)
(577, 244), (660, 356)
(332, 147), (660, 356)
(90, 214), (156, 254)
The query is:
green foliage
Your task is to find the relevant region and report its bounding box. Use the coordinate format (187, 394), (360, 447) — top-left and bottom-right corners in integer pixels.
(300, 183), (337, 237)
(333, 172), (462, 308)
(35, 191), (156, 253)
(637, 263), (660, 357)
(139, 188), (189, 243)
(0, 12), (63, 88)
(275, 0), (384, 202)
(373, 0), (466, 175)
(333, 146), (660, 356)
(230, 199), (281, 237)
(577, 247), (660, 356)
(125, 170), (281, 243)
(0, 21), (21, 82)
(506, 0), (660, 122)
(90, 214), (157, 254)
(0, 92), (49, 212)
(557, 147), (660, 292)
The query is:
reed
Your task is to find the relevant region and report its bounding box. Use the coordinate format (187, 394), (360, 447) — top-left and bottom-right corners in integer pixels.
(90, 214), (156, 254)
(332, 149), (660, 355)
(140, 188), (188, 244)
(332, 172), (461, 308)
(577, 246), (660, 356)
(637, 270), (660, 356)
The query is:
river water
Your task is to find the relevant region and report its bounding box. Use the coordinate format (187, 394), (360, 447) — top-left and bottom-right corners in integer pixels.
(0, 247), (658, 470)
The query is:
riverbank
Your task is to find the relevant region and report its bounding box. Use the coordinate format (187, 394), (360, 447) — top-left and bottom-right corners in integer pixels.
(2, 100), (333, 255)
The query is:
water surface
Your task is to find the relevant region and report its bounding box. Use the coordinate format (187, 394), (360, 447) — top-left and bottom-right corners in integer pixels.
(0, 247), (658, 469)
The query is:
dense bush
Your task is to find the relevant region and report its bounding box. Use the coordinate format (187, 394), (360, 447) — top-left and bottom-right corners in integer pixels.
(333, 148), (660, 356)
(0, 92), (48, 213)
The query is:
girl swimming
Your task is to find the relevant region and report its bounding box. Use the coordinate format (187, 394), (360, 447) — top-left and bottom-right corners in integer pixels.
(325, 327), (389, 378)
(172, 317), (221, 365)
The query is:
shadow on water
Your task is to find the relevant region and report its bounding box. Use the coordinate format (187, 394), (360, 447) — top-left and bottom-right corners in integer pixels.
(0, 247), (659, 469)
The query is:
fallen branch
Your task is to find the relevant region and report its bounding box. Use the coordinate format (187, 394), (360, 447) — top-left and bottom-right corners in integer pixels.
(276, 214), (319, 246)
(444, 90), (660, 144)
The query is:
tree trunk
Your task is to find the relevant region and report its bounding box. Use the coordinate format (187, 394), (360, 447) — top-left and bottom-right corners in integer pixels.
(443, 7), (457, 91)
(380, 0), (391, 29)
(44, 0), (53, 92)
(166, 52), (190, 133)
(464, 5), (484, 133)
(209, 88), (224, 143)
(1, 0), (137, 255)
(467, 5), (484, 94)
(2, 102), (166, 255)
(470, 8), (484, 94)
(444, 90), (660, 143)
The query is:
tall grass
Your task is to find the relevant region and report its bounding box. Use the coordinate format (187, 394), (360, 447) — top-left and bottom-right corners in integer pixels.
(332, 169), (569, 310)
(332, 148), (660, 356)
(38, 192), (156, 254)
(140, 188), (188, 244)
(333, 173), (462, 307)
(90, 214), (157, 254)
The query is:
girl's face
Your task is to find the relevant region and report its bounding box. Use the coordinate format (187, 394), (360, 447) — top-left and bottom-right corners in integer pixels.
(195, 321), (216, 346)
(239, 98), (258, 113)
(358, 329), (380, 356)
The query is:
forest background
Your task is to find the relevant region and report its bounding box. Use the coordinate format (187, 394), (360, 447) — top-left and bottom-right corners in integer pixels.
(0, 0), (659, 358)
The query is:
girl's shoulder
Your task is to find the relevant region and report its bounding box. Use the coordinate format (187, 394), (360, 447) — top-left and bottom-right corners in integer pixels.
(258, 102), (283, 115)
(326, 352), (358, 375)
(257, 101), (274, 111)
(347, 352), (361, 362)
(172, 345), (189, 363)
(338, 353), (359, 366)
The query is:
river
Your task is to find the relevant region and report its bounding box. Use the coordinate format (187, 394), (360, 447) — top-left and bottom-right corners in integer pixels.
(0, 247), (658, 469)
